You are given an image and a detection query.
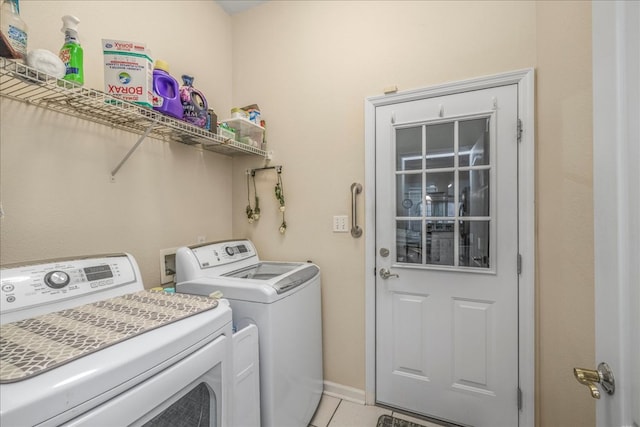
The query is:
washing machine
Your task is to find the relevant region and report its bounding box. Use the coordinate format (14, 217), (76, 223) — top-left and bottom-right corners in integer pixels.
(0, 253), (234, 427)
(175, 239), (323, 427)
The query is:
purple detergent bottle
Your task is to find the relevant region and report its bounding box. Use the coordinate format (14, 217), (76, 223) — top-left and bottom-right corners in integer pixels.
(152, 60), (183, 119)
(180, 75), (208, 128)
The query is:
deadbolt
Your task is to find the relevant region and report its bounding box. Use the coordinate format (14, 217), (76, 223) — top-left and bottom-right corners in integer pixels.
(573, 362), (615, 399)
(379, 248), (390, 257)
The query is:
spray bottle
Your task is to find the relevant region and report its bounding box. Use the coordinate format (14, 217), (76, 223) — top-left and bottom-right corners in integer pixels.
(59, 15), (83, 85)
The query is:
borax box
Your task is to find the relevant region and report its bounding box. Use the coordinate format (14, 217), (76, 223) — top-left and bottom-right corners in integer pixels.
(102, 39), (153, 107)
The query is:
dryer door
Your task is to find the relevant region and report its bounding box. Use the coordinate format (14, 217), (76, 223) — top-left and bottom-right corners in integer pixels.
(62, 335), (229, 427)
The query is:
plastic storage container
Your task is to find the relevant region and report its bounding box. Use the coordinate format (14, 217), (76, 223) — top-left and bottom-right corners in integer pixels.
(231, 107), (248, 120)
(152, 60), (183, 119)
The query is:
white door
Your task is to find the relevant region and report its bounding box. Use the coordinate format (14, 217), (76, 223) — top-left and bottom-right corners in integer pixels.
(590, 2), (639, 426)
(375, 84), (520, 426)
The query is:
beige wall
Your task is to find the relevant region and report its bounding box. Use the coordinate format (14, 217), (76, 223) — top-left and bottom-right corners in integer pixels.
(0, 1), (236, 284)
(536, 2), (594, 426)
(1, 1), (595, 426)
(230, 0), (538, 392)
(230, 1), (594, 426)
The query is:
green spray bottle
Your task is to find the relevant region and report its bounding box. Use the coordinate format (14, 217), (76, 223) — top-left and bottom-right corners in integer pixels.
(59, 15), (83, 85)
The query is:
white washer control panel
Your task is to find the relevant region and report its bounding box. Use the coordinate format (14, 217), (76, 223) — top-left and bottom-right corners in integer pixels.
(191, 240), (257, 269)
(0, 254), (137, 314)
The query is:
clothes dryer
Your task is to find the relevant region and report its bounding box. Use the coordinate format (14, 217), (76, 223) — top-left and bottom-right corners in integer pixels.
(0, 253), (233, 427)
(175, 239), (323, 427)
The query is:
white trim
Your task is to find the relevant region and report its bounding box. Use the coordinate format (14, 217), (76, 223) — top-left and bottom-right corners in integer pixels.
(364, 95), (377, 406)
(366, 69), (533, 107)
(323, 381), (366, 405)
(592, 2), (639, 426)
(364, 69), (535, 426)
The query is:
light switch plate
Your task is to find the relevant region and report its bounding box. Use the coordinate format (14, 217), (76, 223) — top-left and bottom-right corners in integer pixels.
(333, 215), (349, 232)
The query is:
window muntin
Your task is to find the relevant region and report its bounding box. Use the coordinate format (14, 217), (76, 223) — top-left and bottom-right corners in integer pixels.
(394, 116), (494, 271)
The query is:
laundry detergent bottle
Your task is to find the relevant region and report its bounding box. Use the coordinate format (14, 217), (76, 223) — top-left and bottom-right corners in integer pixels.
(180, 75), (208, 128)
(59, 15), (83, 84)
(0, 0), (28, 60)
(152, 60), (183, 119)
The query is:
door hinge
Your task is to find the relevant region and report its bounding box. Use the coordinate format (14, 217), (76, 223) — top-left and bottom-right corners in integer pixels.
(517, 253), (522, 275)
(517, 387), (523, 410)
(517, 118), (523, 142)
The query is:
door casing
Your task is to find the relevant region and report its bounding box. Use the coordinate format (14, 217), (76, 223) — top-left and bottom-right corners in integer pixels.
(364, 69), (535, 427)
(593, 1), (639, 425)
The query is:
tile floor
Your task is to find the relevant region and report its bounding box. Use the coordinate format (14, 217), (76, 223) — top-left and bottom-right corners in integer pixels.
(309, 394), (444, 427)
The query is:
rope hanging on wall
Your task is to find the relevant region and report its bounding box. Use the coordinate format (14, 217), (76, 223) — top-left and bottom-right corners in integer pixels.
(275, 168), (286, 234)
(247, 166), (286, 233)
(245, 172), (257, 223)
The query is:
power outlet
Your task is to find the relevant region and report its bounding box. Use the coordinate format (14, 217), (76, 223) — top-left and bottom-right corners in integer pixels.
(333, 215), (349, 233)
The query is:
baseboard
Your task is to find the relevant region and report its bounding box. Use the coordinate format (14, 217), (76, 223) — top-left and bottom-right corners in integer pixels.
(323, 381), (366, 405)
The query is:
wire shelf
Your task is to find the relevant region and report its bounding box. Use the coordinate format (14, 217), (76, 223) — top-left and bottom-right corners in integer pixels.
(0, 57), (267, 158)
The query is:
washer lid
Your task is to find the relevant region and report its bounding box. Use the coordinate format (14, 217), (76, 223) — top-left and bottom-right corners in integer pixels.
(223, 262), (319, 294)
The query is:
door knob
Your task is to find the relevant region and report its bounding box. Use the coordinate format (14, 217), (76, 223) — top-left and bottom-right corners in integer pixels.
(573, 362), (615, 399)
(379, 268), (399, 279)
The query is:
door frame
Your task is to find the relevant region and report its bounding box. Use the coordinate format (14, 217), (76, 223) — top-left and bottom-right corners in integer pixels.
(592, 1), (639, 426)
(364, 69), (535, 427)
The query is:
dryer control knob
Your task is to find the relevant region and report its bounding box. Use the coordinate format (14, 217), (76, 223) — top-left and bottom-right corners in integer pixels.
(225, 246), (235, 256)
(44, 271), (70, 289)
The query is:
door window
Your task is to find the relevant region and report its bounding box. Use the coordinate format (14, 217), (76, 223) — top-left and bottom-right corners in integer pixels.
(143, 382), (213, 427)
(395, 116), (494, 270)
